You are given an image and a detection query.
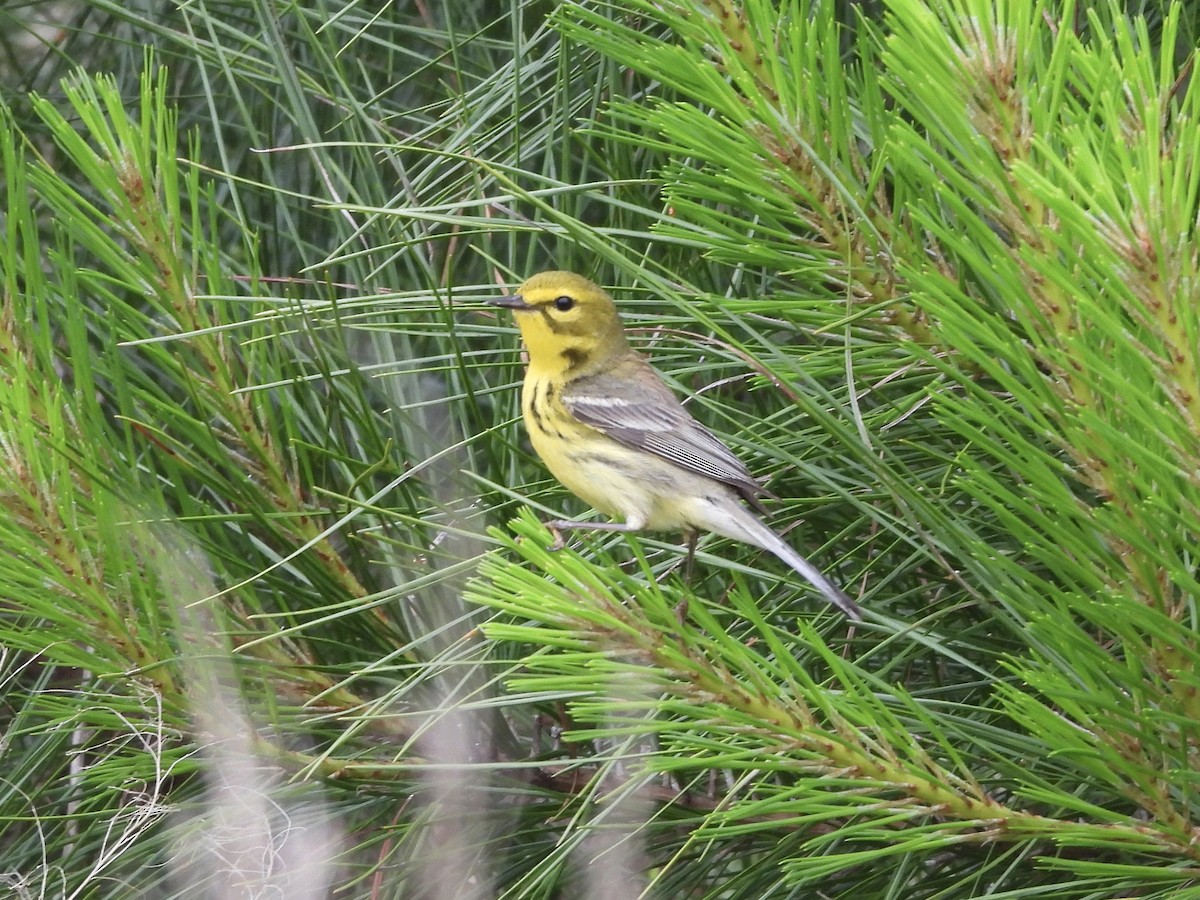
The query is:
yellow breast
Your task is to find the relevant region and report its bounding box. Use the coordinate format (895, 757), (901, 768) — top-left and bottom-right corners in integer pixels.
(521, 372), (723, 531)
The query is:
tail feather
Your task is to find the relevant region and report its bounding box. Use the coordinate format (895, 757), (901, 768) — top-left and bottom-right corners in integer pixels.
(693, 496), (861, 620)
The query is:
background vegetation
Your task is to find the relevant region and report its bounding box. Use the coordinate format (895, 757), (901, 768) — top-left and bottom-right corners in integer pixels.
(1, 0), (1197, 897)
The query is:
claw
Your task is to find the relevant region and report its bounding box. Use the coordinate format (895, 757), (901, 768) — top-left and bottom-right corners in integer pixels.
(545, 520), (568, 551)
(674, 597), (690, 626)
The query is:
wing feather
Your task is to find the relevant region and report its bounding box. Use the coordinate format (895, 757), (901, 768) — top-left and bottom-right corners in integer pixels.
(562, 360), (768, 506)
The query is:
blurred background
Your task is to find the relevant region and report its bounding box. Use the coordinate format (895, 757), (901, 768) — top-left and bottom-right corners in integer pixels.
(1, 1), (1198, 897)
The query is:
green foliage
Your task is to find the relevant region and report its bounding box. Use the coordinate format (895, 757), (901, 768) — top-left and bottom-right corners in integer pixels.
(1, 0), (1197, 897)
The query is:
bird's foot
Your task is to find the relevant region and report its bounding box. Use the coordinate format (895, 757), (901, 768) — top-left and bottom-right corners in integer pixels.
(544, 520), (569, 551)
(674, 596), (690, 626)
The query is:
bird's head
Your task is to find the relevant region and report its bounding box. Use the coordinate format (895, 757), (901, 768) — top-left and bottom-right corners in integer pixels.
(489, 271), (629, 375)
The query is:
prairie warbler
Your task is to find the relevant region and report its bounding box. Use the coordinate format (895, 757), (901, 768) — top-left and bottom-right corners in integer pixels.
(490, 271), (859, 619)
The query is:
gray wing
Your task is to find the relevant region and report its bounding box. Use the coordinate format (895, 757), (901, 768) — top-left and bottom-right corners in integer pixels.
(562, 362), (769, 507)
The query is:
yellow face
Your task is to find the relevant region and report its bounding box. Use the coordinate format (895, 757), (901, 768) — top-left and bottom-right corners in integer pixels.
(490, 270), (629, 374)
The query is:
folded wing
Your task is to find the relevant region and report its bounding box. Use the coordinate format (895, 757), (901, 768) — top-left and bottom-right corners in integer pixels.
(562, 358), (769, 509)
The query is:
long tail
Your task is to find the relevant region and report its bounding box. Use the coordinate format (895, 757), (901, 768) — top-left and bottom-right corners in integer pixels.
(696, 497), (861, 620)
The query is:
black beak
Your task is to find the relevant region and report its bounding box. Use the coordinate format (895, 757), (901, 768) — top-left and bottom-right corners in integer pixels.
(488, 293), (532, 310)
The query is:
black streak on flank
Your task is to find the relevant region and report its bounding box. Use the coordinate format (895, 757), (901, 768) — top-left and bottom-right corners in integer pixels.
(528, 380), (548, 436)
(530, 379), (567, 440)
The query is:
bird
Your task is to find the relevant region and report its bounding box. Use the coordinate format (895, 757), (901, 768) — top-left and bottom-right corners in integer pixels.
(488, 270), (860, 620)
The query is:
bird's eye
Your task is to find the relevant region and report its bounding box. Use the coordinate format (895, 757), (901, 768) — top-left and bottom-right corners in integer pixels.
(553, 295), (575, 312)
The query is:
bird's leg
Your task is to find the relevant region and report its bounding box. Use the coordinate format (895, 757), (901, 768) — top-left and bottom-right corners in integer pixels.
(674, 530), (699, 624)
(543, 518), (640, 551)
(683, 529), (699, 582)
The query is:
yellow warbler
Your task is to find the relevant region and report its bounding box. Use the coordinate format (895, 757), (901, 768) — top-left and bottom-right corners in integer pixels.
(490, 271), (859, 620)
